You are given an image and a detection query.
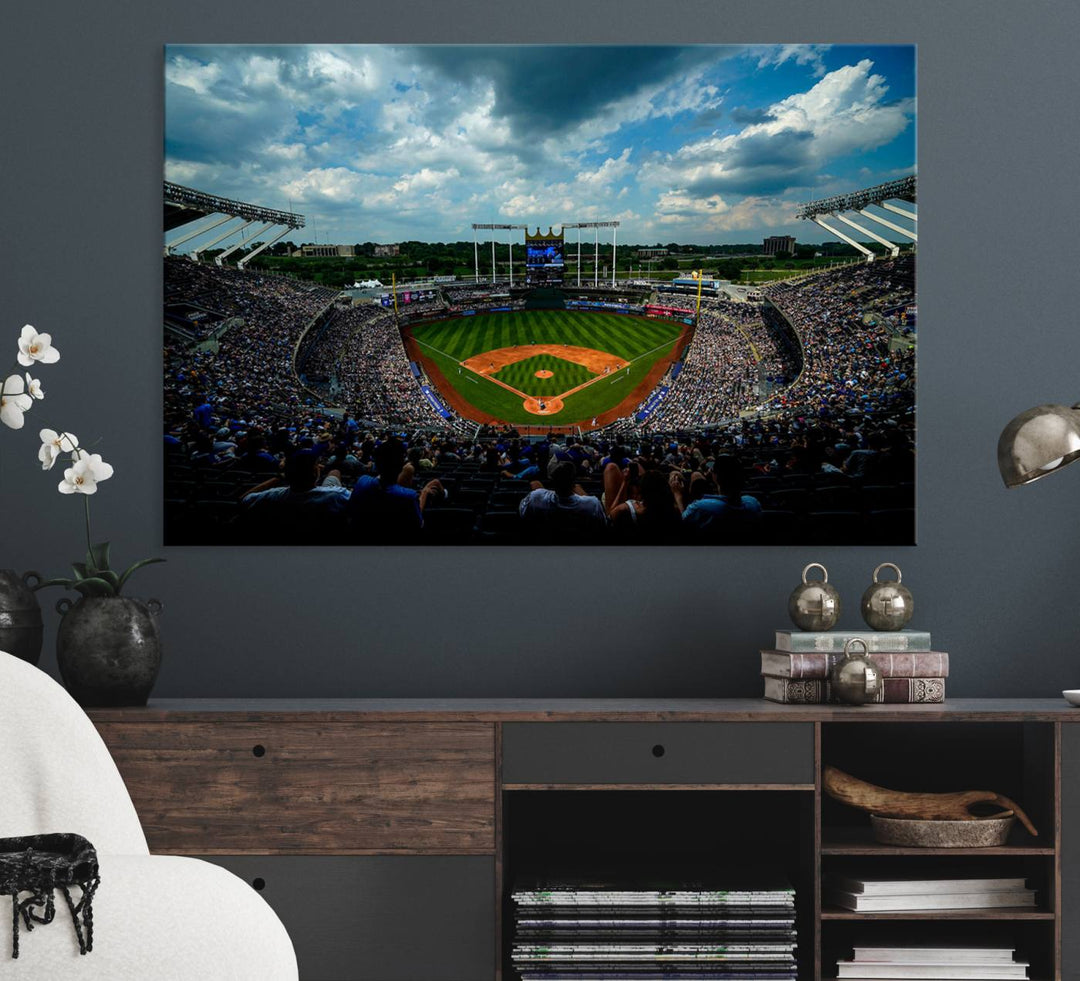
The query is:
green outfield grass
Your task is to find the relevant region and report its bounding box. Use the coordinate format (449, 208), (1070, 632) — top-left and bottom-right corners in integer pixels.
(493, 354), (594, 397)
(408, 310), (683, 425)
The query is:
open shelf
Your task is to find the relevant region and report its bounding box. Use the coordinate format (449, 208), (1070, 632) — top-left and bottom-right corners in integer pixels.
(821, 826), (1054, 856)
(501, 789), (814, 980)
(817, 720), (1059, 981)
(495, 718), (1066, 981)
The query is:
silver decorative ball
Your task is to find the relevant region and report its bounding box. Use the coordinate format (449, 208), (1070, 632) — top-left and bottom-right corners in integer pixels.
(830, 638), (884, 705)
(861, 562), (914, 631)
(788, 562), (841, 631)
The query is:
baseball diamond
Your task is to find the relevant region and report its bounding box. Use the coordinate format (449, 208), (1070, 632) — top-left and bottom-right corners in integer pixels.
(403, 310), (689, 427)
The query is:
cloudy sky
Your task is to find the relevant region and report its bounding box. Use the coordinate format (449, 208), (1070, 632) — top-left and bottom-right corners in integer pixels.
(165, 44), (915, 247)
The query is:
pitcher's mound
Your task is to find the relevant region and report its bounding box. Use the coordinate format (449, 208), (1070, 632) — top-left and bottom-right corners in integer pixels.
(524, 397), (564, 416)
(534, 369), (554, 379)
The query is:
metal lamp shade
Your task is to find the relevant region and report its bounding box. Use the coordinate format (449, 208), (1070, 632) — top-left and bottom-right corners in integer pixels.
(998, 403), (1080, 487)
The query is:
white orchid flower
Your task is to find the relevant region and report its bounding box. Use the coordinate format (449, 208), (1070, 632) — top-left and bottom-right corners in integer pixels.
(0, 374), (33, 430)
(17, 325), (60, 367)
(58, 450), (114, 495)
(38, 429), (79, 470)
(24, 373), (44, 400)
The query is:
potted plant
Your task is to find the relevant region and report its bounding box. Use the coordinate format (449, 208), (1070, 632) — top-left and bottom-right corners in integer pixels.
(2, 323), (165, 705)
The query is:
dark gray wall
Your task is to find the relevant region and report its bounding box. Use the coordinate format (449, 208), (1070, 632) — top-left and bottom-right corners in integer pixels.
(4, 1), (1080, 699)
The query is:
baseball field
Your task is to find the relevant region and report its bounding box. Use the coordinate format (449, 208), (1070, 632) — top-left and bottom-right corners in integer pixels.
(404, 309), (688, 427)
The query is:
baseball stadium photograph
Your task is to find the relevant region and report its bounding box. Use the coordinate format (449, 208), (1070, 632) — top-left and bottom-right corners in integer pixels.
(163, 44), (916, 546)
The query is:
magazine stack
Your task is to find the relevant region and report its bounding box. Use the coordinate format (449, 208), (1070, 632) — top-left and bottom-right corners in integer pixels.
(510, 876), (798, 980)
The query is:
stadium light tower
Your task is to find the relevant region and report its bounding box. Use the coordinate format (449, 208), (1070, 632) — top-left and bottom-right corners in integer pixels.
(164, 182), (305, 264)
(472, 224), (528, 285)
(797, 175), (917, 262)
(560, 221), (620, 288)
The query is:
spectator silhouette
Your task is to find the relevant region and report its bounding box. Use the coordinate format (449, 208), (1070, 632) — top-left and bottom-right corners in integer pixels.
(348, 437), (443, 544)
(519, 461), (607, 544)
(240, 449), (349, 544)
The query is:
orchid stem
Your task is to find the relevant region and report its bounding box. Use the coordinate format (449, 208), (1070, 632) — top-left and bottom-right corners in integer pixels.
(84, 494), (93, 556)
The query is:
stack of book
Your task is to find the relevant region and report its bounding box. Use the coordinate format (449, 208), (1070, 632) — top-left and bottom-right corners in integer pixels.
(510, 876), (798, 980)
(824, 874), (1036, 912)
(836, 945), (1029, 979)
(761, 630), (948, 704)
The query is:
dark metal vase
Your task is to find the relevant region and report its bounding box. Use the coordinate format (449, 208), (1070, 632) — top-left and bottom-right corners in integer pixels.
(55, 596), (163, 707)
(0, 570), (45, 666)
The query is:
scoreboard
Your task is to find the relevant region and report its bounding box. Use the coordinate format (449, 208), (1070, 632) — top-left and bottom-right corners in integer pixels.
(381, 288), (437, 307)
(526, 227), (565, 286)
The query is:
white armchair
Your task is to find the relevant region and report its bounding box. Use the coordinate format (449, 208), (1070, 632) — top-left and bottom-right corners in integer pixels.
(0, 650), (298, 980)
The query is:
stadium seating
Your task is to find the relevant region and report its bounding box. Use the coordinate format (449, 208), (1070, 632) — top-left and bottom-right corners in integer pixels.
(164, 254), (915, 546)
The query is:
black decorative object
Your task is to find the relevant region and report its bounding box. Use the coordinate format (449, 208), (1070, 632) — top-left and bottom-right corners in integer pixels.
(0, 570), (44, 666)
(0, 833), (100, 959)
(55, 596), (163, 707)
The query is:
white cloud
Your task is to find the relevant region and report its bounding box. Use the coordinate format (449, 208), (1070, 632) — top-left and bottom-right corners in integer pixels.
(576, 149), (633, 188)
(556, 65), (723, 154)
(757, 44), (832, 77)
(640, 59), (912, 197)
(393, 167), (461, 194)
(167, 56), (223, 97)
(281, 167), (373, 204)
(654, 190), (794, 232)
(264, 142), (308, 161)
(165, 45), (913, 244)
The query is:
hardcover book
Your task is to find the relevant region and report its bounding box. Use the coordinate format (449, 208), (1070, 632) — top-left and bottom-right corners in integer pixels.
(762, 676), (946, 704)
(837, 965), (1027, 980)
(760, 650), (948, 680)
(851, 947), (1017, 962)
(830, 876), (1026, 896)
(774, 630), (931, 653)
(825, 889), (1035, 912)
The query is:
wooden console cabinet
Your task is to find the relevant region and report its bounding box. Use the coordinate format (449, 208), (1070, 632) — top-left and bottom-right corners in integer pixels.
(89, 699), (1080, 981)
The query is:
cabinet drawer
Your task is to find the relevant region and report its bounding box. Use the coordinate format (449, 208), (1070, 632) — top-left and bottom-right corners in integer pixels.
(501, 722), (813, 786)
(95, 722), (495, 854)
(208, 855), (494, 981)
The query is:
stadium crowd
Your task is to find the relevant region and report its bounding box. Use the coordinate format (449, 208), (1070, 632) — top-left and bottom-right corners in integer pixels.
(164, 256), (915, 545)
(759, 255), (915, 419)
(639, 299), (797, 430)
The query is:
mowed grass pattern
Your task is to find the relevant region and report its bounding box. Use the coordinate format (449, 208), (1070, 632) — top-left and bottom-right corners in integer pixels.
(409, 310), (684, 425)
(493, 354), (594, 397)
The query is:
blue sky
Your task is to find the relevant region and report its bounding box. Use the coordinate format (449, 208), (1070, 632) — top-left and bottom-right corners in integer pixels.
(165, 44), (915, 247)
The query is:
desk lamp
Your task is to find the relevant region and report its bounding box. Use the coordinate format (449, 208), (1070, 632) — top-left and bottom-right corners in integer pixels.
(998, 403), (1080, 487)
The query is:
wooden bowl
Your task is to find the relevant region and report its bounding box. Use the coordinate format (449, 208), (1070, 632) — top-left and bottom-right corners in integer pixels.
(870, 813), (1016, 848)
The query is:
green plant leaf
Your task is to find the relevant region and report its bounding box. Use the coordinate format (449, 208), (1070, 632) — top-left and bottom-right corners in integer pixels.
(71, 562), (89, 581)
(97, 569), (121, 591)
(33, 577), (77, 591)
(117, 557), (166, 594)
(72, 577), (117, 598)
(87, 542), (111, 575)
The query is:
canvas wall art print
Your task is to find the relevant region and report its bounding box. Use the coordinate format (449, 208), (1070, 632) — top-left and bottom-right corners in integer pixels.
(163, 44), (916, 546)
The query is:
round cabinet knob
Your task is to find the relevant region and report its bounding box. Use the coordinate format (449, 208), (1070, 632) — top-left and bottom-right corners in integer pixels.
(651, 744), (666, 758)
(860, 562), (914, 631)
(252, 744), (267, 758)
(788, 563), (841, 631)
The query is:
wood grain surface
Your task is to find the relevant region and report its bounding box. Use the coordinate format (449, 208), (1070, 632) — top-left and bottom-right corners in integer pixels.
(95, 721), (495, 854)
(86, 697), (1080, 724)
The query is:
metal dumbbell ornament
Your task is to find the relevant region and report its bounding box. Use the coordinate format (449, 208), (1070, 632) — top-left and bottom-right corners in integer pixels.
(860, 562), (914, 631)
(788, 563), (841, 632)
(830, 638), (884, 706)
